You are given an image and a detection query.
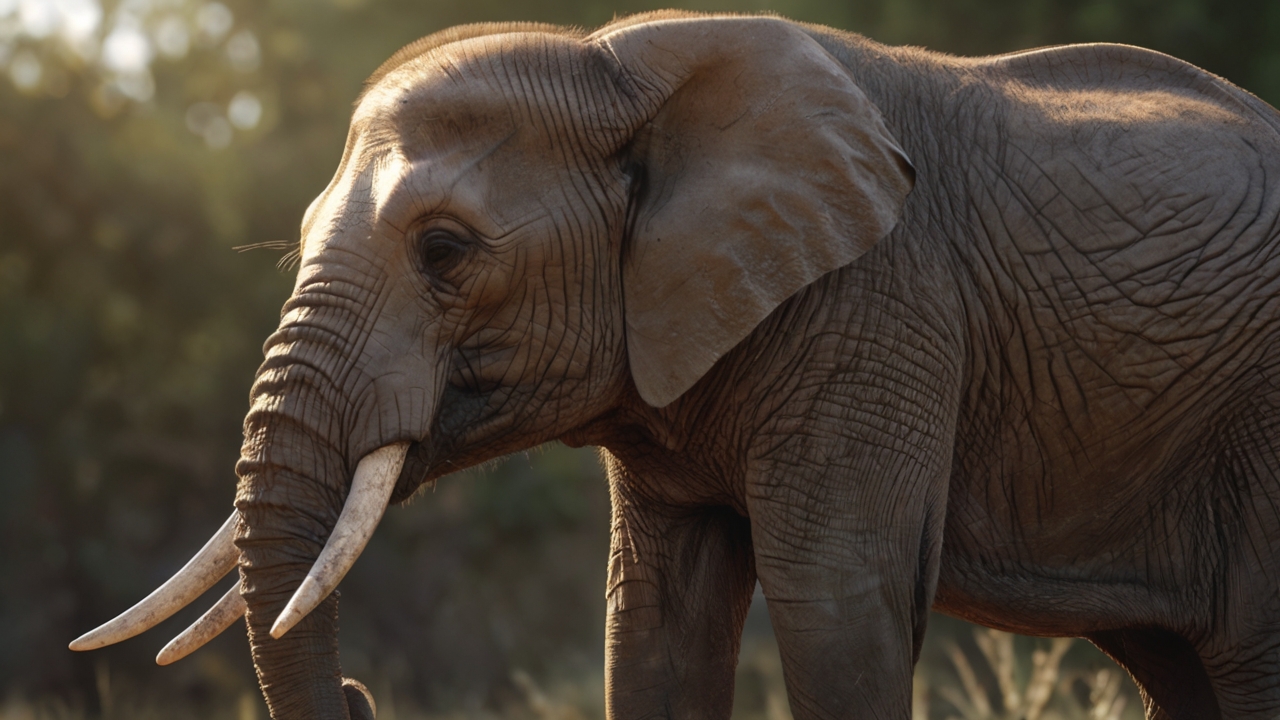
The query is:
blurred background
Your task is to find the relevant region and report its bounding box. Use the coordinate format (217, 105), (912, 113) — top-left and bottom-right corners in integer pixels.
(1, 0), (1277, 717)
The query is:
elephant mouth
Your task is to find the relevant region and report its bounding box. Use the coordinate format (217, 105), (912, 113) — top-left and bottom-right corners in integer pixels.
(67, 441), (411, 663)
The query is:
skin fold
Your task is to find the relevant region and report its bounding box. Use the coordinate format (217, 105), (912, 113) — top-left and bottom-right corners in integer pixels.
(221, 11), (1280, 720)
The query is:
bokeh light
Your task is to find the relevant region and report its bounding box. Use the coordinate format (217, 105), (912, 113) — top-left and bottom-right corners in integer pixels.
(0, 0), (263, 135)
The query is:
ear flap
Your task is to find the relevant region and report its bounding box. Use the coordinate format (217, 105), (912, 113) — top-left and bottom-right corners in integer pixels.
(597, 17), (915, 407)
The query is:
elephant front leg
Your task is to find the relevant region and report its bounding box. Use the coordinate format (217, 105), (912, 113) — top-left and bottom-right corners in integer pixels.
(748, 450), (949, 719)
(603, 463), (757, 720)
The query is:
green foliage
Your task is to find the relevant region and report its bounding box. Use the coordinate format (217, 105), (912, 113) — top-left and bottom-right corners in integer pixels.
(0, 0), (1271, 715)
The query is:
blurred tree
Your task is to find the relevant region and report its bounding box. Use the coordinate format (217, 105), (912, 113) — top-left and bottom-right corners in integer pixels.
(0, 0), (1275, 716)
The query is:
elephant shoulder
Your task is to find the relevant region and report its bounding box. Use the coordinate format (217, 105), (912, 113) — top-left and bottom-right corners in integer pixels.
(961, 45), (1280, 321)
(979, 43), (1222, 96)
(976, 43), (1280, 143)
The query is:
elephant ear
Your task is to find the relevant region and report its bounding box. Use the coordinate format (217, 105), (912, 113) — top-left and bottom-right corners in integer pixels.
(598, 17), (915, 407)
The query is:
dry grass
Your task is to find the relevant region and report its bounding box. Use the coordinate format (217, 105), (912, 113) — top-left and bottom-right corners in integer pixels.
(2, 629), (1142, 720)
(731, 628), (1139, 720)
(917, 629), (1138, 720)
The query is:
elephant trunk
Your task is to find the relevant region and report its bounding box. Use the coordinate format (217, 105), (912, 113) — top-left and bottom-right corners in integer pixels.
(235, 392), (356, 719)
(234, 316), (419, 719)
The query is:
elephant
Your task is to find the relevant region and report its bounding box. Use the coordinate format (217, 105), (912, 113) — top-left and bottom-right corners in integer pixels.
(69, 10), (1280, 720)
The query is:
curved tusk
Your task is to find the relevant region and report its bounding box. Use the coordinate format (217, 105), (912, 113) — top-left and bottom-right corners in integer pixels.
(270, 442), (409, 639)
(69, 511), (240, 652)
(156, 582), (247, 665)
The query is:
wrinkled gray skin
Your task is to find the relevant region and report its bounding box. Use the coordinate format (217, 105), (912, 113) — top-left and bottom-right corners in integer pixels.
(234, 11), (1280, 720)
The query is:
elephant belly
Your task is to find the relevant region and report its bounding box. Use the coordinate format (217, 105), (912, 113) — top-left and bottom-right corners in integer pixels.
(936, 344), (1280, 637)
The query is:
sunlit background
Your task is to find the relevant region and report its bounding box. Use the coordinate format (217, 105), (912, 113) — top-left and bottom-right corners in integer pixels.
(2, 0), (1276, 717)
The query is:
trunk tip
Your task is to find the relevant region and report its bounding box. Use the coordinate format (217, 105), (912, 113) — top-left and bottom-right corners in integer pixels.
(343, 678), (377, 720)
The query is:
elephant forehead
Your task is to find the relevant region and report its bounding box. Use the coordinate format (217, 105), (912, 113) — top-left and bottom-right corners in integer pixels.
(356, 32), (605, 150)
(298, 144), (410, 263)
(298, 123), (565, 271)
(297, 34), (600, 267)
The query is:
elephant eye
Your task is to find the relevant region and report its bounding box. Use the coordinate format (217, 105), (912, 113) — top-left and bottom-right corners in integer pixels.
(417, 229), (469, 275)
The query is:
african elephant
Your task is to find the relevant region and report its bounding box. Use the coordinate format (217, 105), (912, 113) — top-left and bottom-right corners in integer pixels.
(71, 10), (1280, 720)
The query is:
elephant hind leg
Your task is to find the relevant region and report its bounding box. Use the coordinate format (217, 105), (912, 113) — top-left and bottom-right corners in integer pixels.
(1086, 628), (1220, 720)
(1199, 389), (1280, 717)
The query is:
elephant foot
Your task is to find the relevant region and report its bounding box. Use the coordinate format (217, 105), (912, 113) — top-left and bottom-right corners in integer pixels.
(342, 678), (377, 720)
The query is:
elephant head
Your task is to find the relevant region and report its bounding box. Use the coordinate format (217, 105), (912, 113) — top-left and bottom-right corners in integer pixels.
(71, 14), (913, 718)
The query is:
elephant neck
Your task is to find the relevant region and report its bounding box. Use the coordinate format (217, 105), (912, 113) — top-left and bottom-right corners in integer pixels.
(570, 272), (848, 512)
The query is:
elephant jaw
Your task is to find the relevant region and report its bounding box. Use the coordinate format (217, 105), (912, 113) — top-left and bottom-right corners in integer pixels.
(67, 441), (410, 664)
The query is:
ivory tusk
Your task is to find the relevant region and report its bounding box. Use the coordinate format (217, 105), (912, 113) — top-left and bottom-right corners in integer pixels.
(69, 512), (240, 652)
(155, 582), (247, 665)
(270, 441), (409, 639)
